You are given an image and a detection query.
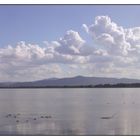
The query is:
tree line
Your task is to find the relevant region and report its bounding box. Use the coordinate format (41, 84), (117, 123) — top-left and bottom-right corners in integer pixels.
(1, 83), (140, 88)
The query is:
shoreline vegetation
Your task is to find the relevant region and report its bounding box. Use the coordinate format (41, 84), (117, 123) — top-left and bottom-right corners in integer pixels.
(1, 83), (140, 88)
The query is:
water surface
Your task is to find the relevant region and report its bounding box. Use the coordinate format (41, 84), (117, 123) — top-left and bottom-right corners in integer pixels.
(0, 88), (139, 135)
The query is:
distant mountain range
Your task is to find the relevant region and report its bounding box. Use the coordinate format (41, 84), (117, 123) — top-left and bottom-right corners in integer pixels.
(1, 76), (140, 88)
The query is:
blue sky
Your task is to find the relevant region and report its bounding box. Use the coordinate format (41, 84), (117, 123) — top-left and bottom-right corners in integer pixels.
(0, 5), (140, 47)
(1, 5), (140, 81)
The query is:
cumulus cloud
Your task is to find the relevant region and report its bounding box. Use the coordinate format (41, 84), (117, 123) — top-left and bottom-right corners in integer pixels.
(0, 32), (89, 66)
(1, 16), (140, 81)
(84, 16), (136, 55)
(81, 15), (140, 78)
(56, 30), (85, 55)
(0, 30), (91, 81)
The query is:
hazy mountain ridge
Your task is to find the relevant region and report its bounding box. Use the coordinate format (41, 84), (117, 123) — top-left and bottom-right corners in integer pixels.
(0, 76), (140, 88)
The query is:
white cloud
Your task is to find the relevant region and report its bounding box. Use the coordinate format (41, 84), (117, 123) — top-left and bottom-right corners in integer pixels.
(0, 30), (91, 81)
(2, 16), (140, 81)
(82, 24), (89, 33)
(56, 30), (85, 55)
(96, 33), (114, 46)
(81, 15), (140, 78)
(94, 49), (108, 56)
(84, 15), (134, 55)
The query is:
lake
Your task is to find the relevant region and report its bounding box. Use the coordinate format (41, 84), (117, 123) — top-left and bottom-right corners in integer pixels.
(0, 88), (139, 135)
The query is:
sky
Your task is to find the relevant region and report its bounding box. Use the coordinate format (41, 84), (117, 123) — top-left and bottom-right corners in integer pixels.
(1, 5), (140, 81)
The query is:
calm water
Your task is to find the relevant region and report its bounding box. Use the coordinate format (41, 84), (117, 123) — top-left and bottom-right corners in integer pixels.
(0, 88), (140, 135)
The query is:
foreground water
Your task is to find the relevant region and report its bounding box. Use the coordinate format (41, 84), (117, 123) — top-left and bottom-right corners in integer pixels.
(0, 88), (140, 135)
